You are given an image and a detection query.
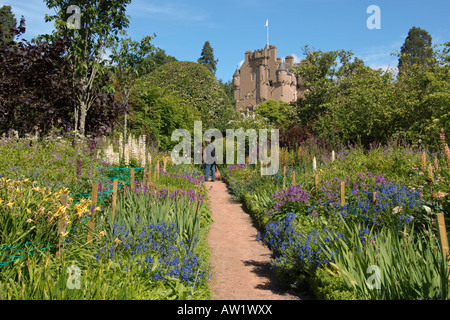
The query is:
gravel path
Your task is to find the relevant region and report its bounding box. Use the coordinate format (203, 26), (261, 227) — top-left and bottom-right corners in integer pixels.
(205, 180), (310, 300)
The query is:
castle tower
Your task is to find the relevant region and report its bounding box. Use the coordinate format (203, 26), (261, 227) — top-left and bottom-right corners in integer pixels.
(233, 45), (306, 117)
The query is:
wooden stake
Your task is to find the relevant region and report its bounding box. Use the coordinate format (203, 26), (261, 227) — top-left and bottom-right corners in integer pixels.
(130, 168), (135, 191)
(147, 166), (152, 185)
(372, 192), (377, 205)
(143, 167), (147, 183)
(196, 199), (201, 216)
(435, 213), (450, 284)
(157, 162), (160, 180)
(340, 181), (345, 207)
(314, 173), (319, 192)
(436, 213), (449, 260)
(163, 157), (167, 172)
(87, 182), (98, 243)
(260, 161), (263, 177)
(111, 179), (118, 224)
(56, 193), (69, 258)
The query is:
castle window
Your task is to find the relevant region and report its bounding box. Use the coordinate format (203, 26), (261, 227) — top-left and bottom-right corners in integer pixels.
(251, 72), (255, 81)
(267, 69), (271, 79)
(269, 80), (273, 87)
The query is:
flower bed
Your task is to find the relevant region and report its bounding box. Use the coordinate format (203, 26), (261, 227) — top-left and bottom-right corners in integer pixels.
(223, 141), (450, 300)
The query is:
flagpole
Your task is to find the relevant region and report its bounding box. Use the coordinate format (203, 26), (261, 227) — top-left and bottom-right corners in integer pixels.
(266, 19), (269, 46)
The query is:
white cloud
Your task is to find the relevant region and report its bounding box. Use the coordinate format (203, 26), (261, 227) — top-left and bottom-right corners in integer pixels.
(369, 63), (398, 75)
(289, 53), (302, 64)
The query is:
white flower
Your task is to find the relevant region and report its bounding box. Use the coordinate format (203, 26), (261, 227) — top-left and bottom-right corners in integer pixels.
(392, 206), (402, 215)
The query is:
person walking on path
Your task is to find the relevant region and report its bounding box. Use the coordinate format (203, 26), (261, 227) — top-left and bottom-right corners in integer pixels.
(202, 139), (216, 182)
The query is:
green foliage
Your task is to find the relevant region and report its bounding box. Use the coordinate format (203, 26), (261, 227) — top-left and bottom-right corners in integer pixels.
(254, 100), (294, 127)
(320, 218), (449, 300)
(139, 61), (238, 133)
(218, 79), (235, 106)
(140, 48), (177, 76)
(308, 267), (357, 300)
(129, 85), (199, 151)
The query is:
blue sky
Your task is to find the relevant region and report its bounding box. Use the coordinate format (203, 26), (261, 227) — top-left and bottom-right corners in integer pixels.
(3, 0), (450, 82)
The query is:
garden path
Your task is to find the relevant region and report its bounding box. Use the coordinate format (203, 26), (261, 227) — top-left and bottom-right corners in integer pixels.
(205, 180), (310, 300)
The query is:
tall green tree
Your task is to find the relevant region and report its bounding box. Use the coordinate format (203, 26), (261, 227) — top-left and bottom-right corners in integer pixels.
(39, 0), (132, 135)
(0, 5), (16, 43)
(398, 26), (434, 71)
(140, 48), (177, 76)
(218, 79), (235, 106)
(109, 33), (156, 140)
(197, 40), (218, 75)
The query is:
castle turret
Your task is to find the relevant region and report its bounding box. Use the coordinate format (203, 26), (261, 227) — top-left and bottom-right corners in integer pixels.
(285, 55), (294, 67)
(233, 68), (240, 87)
(276, 61), (290, 83)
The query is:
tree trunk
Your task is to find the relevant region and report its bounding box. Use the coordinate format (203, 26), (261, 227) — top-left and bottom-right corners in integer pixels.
(79, 101), (87, 135)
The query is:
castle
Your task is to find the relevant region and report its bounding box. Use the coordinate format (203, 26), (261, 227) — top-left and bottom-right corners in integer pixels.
(232, 44), (306, 117)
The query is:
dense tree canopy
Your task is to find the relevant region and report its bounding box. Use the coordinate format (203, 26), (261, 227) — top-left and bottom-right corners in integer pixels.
(136, 61), (237, 133)
(290, 39), (450, 149)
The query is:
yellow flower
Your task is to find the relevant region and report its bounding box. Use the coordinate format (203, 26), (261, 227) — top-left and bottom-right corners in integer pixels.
(113, 238), (121, 245)
(26, 208), (31, 214)
(26, 218), (34, 223)
(60, 231), (69, 237)
(99, 231), (106, 237)
(56, 205), (67, 213)
(0, 198), (3, 205)
(6, 202), (14, 209)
